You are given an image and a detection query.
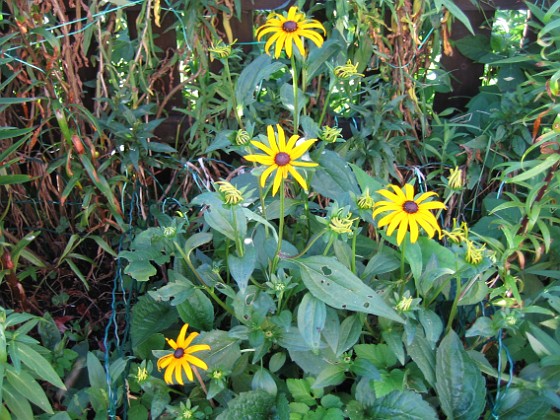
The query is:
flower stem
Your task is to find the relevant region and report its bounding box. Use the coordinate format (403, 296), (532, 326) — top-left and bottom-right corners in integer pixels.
(446, 276), (462, 334)
(291, 54), (299, 131)
(193, 366), (216, 408)
(272, 179), (286, 271)
(223, 59), (244, 129)
(318, 83), (333, 128)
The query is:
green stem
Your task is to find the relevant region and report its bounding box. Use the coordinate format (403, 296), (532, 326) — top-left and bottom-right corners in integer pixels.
(323, 235), (335, 256)
(285, 229), (327, 259)
(351, 222), (359, 274)
(272, 178), (286, 271)
(291, 54), (299, 131)
(446, 276), (462, 334)
(223, 59), (244, 129)
(399, 240), (407, 296)
(318, 87), (333, 128)
(231, 207), (244, 257)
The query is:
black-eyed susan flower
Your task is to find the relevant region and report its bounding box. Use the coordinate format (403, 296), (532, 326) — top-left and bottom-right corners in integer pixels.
(157, 324), (210, 385)
(256, 6), (326, 58)
(372, 184), (446, 245)
(244, 124), (318, 195)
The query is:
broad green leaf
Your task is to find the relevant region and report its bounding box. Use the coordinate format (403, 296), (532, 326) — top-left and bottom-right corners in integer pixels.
(371, 390), (438, 420)
(252, 368), (277, 395)
(354, 344), (397, 369)
(526, 322), (560, 357)
(465, 317), (496, 338)
(373, 369), (405, 398)
(312, 150), (360, 201)
(404, 239), (422, 281)
(298, 293), (327, 351)
(6, 365), (53, 413)
(435, 0), (475, 34)
(312, 364), (346, 389)
(3, 383), (33, 420)
(87, 352), (106, 389)
(436, 331), (486, 420)
(176, 288), (214, 331)
(228, 244), (256, 293)
(236, 55), (285, 106)
(406, 333), (436, 388)
(496, 388), (551, 419)
(418, 310), (444, 345)
(362, 249), (400, 279)
(287, 378), (316, 406)
(269, 352), (286, 373)
(382, 329), (405, 365)
(131, 295), (177, 349)
(294, 256), (404, 323)
(336, 315), (362, 356)
(13, 342), (65, 389)
(197, 330), (241, 375)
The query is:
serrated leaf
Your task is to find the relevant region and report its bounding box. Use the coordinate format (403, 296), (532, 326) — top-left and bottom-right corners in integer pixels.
(435, 331), (486, 420)
(287, 378), (316, 406)
(371, 390), (438, 420)
(354, 344), (397, 369)
(373, 369), (405, 398)
(294, 256), (403, 323)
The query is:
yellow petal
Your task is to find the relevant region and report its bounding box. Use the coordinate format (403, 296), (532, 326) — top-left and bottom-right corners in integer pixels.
(272, 167), (284, 195)
(415, 191), (439, 204)
(403, 184), (415, 201)
(286, 134), (300, 150)
(185, 354), (209, 371)
(291, 160), (318, 168)
(182, 331), (199, 349)
(293, 35), (306, 57)
(157, 354), (173, 370)
(276, 124), (287, 151)
(385, 211), (405, 235)
(249, 140), (275, 157)
(419, 201), (447, 211)
(290, 139), (316, 159)
(396, 216), (409, 245)
(377, 188), (403, 204)
(176, 324), (190, 348)
(288, 165), (308, 191)
(267, 125), (279, 153)
(186, 344), (211, 353)
(175, 362), (185, 385)
(389, 184), (407, 201)
(163, 362), (175, 384)
(182, 360), (194, 382)
(409, 217), (419, 243)
(274, 33), (287, 58)
(260, 165), (277, 187)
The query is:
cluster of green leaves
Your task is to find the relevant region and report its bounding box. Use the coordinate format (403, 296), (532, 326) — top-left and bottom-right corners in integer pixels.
(2, 0), (560, 418)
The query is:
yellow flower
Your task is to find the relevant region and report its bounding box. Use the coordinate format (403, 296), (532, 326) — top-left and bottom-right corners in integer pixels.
(208, 39), (235, 60)
(157, 324), (210, 385)
(465, 240), (485, 265)
(256, 6), (326, 58)
(441, 219), (469, 244)
(329, 210), (357, 235)
(320, 125), (343, 143)
(448, 166), (464, 190)
(244, 124), (318, 195)
(136, 366), (149, 384)
(334, 60), (365, 79)
(216, 180), (243, 205)
(357, 188), (375, 210)
(373, 184), (446, 245)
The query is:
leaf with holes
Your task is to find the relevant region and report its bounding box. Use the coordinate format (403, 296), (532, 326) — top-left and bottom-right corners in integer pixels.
(293, 256), (404, 323)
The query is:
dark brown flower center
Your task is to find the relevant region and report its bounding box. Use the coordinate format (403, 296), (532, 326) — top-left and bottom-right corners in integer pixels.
(274, 152), (291, 166)
(173, 348), (185, 358)
(403, 200), (419, 214)
(282, 21), (298, 32)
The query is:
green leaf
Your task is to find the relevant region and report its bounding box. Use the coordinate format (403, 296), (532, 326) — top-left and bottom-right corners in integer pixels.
(298, 293), (327, 351)
(294, 256), (404, 323)
(496, 388), (551, 419)
(526, 322), (560, 357)
(371, 390), (438, 420)
(228, 244), (257, 293)
(252, 368), (277, 396)
(435, 0), (475, 34)
(312, 364), (346, 389)
(236, 55), (285, 107)
(176, 288), (214, 331)
(287, 378), (316, 406)
(6, 365), (53, 413)
(312, 150), (360, 201)
(336, 315), (362, 357)
(354, 344), (397, 369)
(505, 154), (560, 184)
(373, 369), (405, 398)
(3, 383), (34, 420)
(362, 249), (400, 279)
(382, 329), (405, 365)
(131, 294), (177, 348)
(435, 331), (486, 420)
(406, 333), (436, 388)
(87, 352), (106, 389)
(0, 174), (32, 185)
(13, 342), (66, 389)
